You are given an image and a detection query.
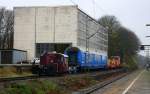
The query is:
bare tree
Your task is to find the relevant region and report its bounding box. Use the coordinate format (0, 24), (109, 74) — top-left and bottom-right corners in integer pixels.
(0, 8), (5, 49)
(0, 8), (14, 49)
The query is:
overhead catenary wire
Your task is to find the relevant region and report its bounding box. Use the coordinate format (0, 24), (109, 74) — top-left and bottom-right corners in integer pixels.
(92, 0), (96, 18)
(69, 0), (94, 18)
(69, 0), (77, 5)
(69, 0), (108, 19)
(71, 0), (108, 16)
(92, 0), (108, 14)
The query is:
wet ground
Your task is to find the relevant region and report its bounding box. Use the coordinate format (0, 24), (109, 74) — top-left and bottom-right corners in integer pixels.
(92, 69), (150, 94)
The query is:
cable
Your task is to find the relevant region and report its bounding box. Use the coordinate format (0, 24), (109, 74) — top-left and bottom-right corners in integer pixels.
(92, 0), (96, 18)
(69, 0), (77, 5)
(92, 0), (108, 14)
(69, 0), (107, 19)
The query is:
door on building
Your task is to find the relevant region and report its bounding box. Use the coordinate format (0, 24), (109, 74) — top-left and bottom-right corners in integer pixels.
(1, 51), (12, 64)
(36, 43), (71, 58)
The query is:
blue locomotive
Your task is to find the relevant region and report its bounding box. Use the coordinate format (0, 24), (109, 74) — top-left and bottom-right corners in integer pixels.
(65, 47), (107, 73)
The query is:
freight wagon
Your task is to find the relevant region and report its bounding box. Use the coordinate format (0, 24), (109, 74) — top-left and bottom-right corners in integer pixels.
(65, 47), (107, 72)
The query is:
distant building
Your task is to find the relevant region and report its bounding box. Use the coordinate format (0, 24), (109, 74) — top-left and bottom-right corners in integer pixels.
(14, 5), (108, 60)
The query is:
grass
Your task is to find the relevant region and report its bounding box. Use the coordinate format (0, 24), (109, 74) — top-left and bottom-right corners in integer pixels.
(0, 80), (65, 94)
(0, 67), (99, 93)
(0, 67), (32, 77)
(0, 68), (124, 94)
(0, 67), (17, 77)
(60, 76), (98, 91)
(0, 76), (99, 94)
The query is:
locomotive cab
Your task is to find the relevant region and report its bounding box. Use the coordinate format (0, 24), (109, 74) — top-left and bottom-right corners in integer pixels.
(108, 56), (120, 69)
(65, 47), (80, 73)
(39, 52), (69, 75)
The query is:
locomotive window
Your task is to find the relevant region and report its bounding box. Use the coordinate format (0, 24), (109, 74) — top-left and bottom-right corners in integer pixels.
(61, 57), (64, 62)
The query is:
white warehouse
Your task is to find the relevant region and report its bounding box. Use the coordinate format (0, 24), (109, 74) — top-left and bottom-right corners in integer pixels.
(14, 5), (108, 60)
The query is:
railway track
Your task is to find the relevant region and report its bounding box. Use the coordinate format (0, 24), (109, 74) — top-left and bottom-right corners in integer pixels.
(0, 68), (128, 94)
(0, 68), (126, 83)
(73, 71), (128, 94)
(0, 75), (38, 82)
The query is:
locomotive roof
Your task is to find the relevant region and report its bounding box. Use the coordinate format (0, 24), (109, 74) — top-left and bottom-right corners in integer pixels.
(46, 52), (68, 57)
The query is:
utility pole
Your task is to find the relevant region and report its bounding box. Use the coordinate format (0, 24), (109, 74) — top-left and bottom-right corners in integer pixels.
(34, 8), (37, 58)
(85, 17), (107, 64)
(85, 17), (95, 64)
(85, 17), (90, 64)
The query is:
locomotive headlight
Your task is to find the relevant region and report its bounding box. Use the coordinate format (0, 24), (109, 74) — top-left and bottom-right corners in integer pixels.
(50, 60), (53, 63)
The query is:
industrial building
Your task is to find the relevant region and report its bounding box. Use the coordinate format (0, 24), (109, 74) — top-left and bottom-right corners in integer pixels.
(14, 5), (108, 60)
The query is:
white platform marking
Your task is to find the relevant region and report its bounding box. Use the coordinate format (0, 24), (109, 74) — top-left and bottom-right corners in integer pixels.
(122, 70), (144, 94)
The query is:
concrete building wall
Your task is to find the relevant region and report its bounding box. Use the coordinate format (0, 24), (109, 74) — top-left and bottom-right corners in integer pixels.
(14, 6), (78, 60)
(54, 6), (78, 44)
(77, 10), (108, 56)
(14, 5), (107, 60)
(36, 7), (55, 43)
(14, 7), (36, 60)
(35, 6), (78, 44)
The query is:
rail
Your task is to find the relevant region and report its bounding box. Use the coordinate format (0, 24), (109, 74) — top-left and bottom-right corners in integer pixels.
(0, 64), (39, 67)
(72, 69), (127, 94)
(0, 68), (126, 84)
(0, 75), (38, 82)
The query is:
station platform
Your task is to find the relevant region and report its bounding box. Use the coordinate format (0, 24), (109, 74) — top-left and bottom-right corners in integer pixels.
(125, 70), (150, 94)
(92, 69), (150, 94)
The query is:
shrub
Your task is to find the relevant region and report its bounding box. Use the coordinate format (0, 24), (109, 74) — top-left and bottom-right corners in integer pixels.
(0, 80), (63, 94)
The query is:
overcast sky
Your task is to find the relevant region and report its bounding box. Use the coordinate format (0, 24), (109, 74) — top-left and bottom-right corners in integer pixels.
(0, 0), (150, 55)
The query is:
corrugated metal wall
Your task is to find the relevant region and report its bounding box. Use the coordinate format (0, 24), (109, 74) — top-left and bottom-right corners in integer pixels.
(0, 50), (27, 64)
(13, 50), (27, 64)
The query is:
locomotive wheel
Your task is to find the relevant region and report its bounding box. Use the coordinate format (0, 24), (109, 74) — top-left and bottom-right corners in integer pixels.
(38, 69), (43, 76)
(46, 66), (56, 76)
(68, 66), (78, 74)
(32, 65), (39, 74)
